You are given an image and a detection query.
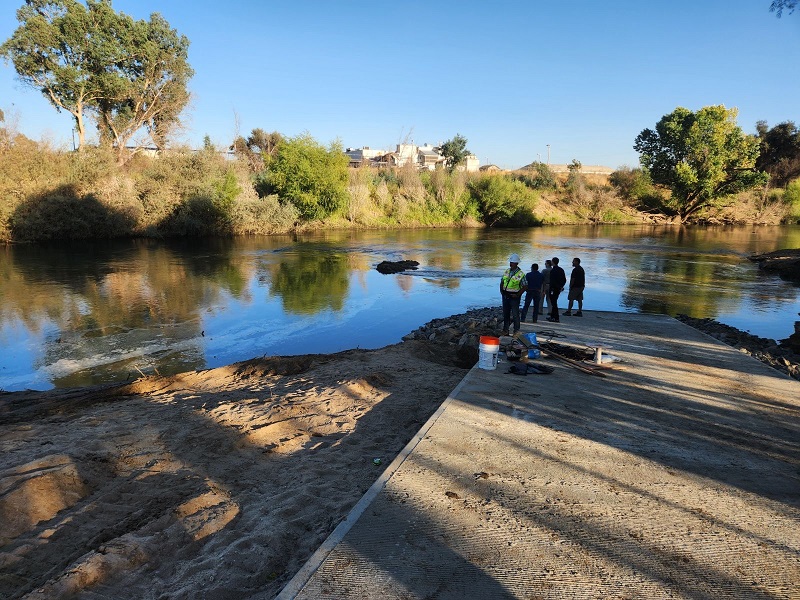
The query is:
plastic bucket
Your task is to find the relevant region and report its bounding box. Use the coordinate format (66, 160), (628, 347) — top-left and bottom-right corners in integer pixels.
(478, 336), (500, 370)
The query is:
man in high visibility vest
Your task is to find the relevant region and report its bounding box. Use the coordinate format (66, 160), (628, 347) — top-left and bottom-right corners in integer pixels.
(500, 253), (527, 335)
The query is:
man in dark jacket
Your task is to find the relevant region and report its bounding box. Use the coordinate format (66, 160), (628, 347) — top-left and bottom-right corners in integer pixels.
(564, 257), (585, 317)
(546, 257), (566, 323)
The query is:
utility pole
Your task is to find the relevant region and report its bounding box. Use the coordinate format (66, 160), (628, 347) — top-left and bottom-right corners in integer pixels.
(546, 144), (550, 165)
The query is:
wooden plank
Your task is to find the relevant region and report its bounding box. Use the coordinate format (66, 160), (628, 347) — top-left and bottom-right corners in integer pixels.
(541, 349), (608, 378)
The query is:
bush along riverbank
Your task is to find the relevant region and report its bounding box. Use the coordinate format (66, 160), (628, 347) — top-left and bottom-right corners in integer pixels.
(400, 307), (800, 382)
(2, 135), (799, 243)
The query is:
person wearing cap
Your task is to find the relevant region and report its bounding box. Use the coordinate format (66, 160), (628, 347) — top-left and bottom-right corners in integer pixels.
(500, 253), (527, 335)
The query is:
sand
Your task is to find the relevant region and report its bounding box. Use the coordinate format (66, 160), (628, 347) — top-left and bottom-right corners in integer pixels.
(0, 340), (468, 599)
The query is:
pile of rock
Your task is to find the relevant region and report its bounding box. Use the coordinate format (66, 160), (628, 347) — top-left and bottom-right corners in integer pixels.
(676, 314), (800, 381)
(402, 307), (504, 367)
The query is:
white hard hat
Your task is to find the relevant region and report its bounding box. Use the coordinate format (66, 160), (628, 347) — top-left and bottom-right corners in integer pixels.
(509, 253), (520, 263)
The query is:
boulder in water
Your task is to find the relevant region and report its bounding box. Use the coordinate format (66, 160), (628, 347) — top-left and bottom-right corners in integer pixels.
(376, 260), (419, 274)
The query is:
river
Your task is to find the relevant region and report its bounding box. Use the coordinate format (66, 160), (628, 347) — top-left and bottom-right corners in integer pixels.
(1, 224), (799, 391)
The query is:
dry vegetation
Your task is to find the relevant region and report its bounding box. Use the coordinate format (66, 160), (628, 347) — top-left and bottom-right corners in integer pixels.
(1, 135), (797, 243)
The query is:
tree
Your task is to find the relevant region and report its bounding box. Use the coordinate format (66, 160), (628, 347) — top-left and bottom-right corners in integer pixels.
(90, 10), (192, 162)
(232, 128), (283, 172)
(439, 134), (470, 172)
(1, 0), (192, 162)
(756, 120), (800, 187)
(246, 128), (283, 158)
(770, 1), (797, 17)
(633, 105), (768, 221)
(1, 0), (110, 150)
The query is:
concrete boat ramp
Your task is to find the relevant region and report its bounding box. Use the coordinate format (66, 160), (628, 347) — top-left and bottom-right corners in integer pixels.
(278, 312), (800, 599)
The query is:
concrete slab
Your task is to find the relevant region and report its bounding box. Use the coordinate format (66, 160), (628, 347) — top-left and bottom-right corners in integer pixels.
(279, 312), (800, 599)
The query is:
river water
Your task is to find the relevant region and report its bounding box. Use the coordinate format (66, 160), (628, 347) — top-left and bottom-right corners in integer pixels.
(1, 225), (799, 391)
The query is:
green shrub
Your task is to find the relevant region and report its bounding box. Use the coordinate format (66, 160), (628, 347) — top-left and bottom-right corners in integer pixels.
(469, 174), (539, 227)
(262, 134), (349, 220)
(609, 166), (665, 211)
(212, 169), (241, 214)
(517, 162), (557, 190)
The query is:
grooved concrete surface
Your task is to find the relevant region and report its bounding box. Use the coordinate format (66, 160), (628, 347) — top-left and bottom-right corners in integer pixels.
(283, 312), (800, 599)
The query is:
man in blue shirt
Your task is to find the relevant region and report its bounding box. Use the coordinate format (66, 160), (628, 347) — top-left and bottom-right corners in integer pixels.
(520, 263), (544, 323)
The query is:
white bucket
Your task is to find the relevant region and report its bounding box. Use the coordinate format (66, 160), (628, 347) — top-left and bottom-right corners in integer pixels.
(478, 336), (500, 370)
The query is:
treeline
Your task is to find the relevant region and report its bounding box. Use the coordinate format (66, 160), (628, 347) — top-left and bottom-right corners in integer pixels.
(0, 126), (799, 243)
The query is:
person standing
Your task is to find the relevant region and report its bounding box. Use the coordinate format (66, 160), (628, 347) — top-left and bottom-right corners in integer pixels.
(520, 263), (544, 323)
(564, 257), (585, 317)
(540, 259), (552, 315)
(546, 257), (566, 323)
(500, 253), (527, 335)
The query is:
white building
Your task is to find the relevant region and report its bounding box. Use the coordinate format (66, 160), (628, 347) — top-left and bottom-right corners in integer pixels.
(460, 154), (480, 173)
(345, 142), (479, 172)
(344, 146), (386, 167)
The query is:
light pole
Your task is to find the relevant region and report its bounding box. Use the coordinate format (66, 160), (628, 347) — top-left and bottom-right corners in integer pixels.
(546, 144), (550, 165)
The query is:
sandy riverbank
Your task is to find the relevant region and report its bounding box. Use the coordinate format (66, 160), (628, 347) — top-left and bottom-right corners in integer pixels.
(0, 339), (469, 599)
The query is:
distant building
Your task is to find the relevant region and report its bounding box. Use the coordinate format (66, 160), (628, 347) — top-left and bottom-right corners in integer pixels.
(417, 143), (446, 170)
(345, 142), (480, 172)
(459, 154), (480, 173)
(344, 146), (385, 167)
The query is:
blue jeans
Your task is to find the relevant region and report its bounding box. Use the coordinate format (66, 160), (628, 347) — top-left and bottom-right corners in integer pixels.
(520, 289), (541, 322)
(502, 293), (521, 333)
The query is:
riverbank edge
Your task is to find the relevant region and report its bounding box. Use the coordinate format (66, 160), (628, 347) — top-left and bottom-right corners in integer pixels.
(4, 216), (799, 245)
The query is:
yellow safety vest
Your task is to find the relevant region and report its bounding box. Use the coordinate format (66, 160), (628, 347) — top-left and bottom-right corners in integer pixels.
(502, 267), (526, 293)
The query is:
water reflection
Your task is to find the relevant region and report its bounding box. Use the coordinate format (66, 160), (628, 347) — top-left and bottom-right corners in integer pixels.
(264, 247), (355, 314)
(1, 225), (798, 391)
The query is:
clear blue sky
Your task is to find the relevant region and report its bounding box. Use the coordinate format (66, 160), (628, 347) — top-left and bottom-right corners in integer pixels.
(2, 1), (798, 170)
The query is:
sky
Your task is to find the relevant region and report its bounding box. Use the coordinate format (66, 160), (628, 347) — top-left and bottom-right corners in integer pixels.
(1, 0), (799, 170)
